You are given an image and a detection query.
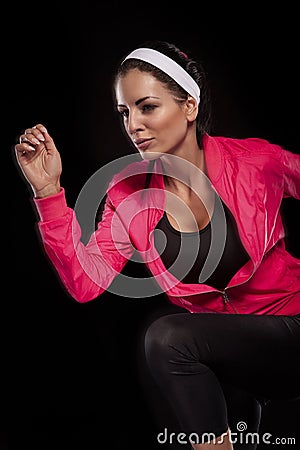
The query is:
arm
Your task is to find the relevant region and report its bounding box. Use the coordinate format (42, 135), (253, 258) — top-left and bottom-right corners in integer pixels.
(15, 124), (134, 302)
(34, 188), (134, 302)
(280, 146), (300, 199)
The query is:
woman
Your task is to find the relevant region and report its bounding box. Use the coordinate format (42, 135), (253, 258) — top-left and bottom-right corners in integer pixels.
(15, 40), (300, 449)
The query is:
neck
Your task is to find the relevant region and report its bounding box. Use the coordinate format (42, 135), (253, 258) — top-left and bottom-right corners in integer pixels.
(160, 141), (207, 193)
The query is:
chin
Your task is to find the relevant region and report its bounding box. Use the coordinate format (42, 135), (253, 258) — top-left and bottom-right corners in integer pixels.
(139, 151), (163, 161)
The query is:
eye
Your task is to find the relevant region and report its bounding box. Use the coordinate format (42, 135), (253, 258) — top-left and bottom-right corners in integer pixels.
(142, 104), (157, 113)
(118, 109), (129, 118)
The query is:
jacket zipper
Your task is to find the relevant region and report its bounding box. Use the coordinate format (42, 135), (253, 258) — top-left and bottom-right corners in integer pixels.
(221, 289), (239, 314)
(213, 195), (255, 315)
(221, 262), (258, 314)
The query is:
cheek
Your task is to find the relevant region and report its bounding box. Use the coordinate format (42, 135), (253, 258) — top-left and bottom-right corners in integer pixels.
(162, 115), (187, 144)
(155, 109), (186, 134)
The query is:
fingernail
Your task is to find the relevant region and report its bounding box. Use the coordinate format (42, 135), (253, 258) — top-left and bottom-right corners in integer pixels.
(40, 126), (47, 133)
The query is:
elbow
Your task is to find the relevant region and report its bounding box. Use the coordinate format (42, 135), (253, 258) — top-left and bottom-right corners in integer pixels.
(68, 287), (106, 303)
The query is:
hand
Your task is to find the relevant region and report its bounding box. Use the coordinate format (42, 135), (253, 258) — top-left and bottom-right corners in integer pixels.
(15, 124), (62, 198)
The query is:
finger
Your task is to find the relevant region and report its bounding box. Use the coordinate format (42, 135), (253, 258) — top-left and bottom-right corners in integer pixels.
(20, 124), (56, 156)
(35, 125), (57, 153)
(33, 123), (49, 142)
(34, 123), (48, 134)
(19, 133), (41, 146)
(35, 124), (54, 147)
(15, 142), (36, 156)
(25, 126), (46, 143)
(29, 124), (55, 150)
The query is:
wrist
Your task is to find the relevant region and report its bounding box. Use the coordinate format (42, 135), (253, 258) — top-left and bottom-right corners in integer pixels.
(34, 183), (61, 198)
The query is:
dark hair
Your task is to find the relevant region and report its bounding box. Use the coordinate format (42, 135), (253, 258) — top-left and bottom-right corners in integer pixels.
(114, 40), (212, 148)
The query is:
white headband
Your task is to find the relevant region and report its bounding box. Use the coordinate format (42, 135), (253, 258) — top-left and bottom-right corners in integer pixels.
(122, 48), (200, 104)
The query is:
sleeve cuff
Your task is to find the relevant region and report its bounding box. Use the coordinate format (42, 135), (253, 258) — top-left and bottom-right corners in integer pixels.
(34, 187), (69, 221)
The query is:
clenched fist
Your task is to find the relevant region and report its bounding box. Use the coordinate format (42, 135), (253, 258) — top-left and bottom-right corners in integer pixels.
(15, 124), (62, 198)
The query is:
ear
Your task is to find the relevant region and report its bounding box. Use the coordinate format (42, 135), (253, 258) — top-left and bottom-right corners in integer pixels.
(184, 96), (198, 122)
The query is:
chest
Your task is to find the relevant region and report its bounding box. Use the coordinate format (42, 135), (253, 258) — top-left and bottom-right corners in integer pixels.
(164, 187), (215, 232)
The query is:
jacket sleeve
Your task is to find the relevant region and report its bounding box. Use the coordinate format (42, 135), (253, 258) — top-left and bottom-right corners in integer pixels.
(279, 146), (300, 199)
(34, 187), (135, 303)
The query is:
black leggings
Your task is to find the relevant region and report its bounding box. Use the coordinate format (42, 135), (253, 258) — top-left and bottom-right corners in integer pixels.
(143, 310), (300, 448)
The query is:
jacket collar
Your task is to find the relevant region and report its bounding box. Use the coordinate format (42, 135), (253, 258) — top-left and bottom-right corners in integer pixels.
(151, 134), (223, 185)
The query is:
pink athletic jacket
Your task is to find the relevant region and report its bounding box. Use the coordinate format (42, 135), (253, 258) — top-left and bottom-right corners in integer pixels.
(34, 134), (300, 315)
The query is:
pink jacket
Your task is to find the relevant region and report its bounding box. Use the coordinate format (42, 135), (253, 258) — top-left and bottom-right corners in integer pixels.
(34, 134), (300, 315)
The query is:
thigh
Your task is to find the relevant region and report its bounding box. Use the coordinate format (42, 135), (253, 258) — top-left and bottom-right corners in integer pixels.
(164, 312), (300, 401)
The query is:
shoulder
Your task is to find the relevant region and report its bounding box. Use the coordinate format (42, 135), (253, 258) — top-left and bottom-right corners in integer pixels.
(106, 159), (151, 202)
(213, 135), (283, 158)
(211, 136), (287, 173)
(204, 135), (288, 182)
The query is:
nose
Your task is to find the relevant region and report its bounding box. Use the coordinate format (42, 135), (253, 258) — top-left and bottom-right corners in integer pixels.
(127, 110), (144, 136)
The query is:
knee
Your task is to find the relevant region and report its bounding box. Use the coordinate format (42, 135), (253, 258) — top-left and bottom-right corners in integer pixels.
(144, 313), (199, 371)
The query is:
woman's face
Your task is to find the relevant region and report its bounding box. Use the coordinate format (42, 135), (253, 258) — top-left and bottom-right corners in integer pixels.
(115, 69), (193, 160)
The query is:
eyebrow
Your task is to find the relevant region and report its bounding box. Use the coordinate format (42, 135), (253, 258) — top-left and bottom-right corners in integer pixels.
(117, 96), (160, 108)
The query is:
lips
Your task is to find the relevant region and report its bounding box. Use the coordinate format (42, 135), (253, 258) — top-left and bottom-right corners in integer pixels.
(133, 138), (154, 150)
(134, 138), (152, 145)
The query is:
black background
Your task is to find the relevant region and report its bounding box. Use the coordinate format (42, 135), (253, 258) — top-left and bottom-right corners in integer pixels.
(4, 1), (300, 449)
